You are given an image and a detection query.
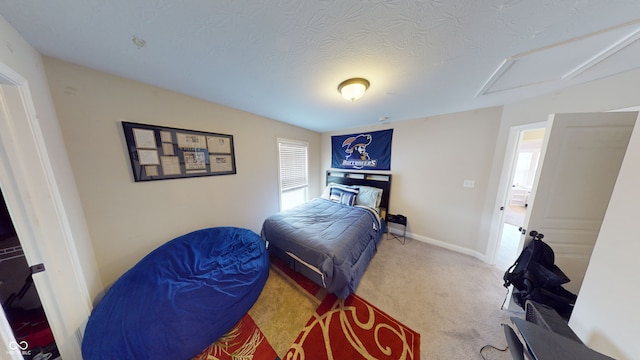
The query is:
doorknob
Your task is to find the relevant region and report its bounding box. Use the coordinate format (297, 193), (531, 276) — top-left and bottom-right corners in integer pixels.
(518, 227), (526, 235)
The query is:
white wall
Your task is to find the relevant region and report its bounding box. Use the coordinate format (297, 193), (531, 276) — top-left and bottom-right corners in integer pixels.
(43, 57), (321, 288)
(321, 107), (502, 258)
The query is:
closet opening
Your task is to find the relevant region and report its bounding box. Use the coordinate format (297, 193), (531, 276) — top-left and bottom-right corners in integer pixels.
(0, 190), (59, 360)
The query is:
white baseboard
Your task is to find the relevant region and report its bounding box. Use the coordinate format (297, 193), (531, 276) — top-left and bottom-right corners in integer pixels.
(388, 228), (488, 263)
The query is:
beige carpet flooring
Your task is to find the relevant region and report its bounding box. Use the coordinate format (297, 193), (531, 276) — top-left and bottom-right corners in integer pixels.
(248, 267), (319, 356)
(249, 236), (524, 359)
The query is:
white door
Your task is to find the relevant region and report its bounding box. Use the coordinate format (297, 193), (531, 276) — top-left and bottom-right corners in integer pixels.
(521, 111), (637, 295)
(0, 64), (90, 359)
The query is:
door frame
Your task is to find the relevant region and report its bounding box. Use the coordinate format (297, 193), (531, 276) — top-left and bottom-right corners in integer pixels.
(487, 121), (547, 266)
(0, 62), (89, 359)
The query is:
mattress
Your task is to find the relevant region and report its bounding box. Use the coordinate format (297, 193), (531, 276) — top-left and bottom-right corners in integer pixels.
(261, 197), (383, 298)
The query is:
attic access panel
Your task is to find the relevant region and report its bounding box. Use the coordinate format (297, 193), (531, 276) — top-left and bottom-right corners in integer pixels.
(122, 121), (236, 182)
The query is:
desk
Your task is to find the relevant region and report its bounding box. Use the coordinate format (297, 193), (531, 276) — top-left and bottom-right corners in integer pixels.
(511, 317), (614, 360)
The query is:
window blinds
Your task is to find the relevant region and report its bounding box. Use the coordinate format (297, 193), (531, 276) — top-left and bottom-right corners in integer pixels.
(278, 140), (308, 192)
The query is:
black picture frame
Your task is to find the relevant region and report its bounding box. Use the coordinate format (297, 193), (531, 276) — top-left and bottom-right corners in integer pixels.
(122, 121), (236, 182)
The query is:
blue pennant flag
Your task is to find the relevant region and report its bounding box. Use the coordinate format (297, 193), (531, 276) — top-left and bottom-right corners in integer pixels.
(331, 129), (393, 170)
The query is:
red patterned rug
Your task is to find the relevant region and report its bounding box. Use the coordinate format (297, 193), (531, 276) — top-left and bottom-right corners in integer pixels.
(193, 313), (278, 360)
(195, 256), (420, 360)
(284, 293), (420, 360)
(269, 254), (420, 360)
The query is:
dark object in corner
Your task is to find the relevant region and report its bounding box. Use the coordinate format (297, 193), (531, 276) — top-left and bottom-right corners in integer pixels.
(503, 300), (614, 360)
(524, 300), (582, 343)
(503, 231), (577, 319)
(508, 316), (614, 360)
(503, 323), (532, 360)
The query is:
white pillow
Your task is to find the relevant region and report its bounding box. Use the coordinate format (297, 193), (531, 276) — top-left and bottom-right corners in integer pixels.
(355, 186), (383, 211)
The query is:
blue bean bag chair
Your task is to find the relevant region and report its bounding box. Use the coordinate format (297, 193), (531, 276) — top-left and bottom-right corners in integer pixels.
(82, 227), (269, 359)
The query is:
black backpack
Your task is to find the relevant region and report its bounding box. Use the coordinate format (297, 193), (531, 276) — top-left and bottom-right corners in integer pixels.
(503, 231), (576, 319)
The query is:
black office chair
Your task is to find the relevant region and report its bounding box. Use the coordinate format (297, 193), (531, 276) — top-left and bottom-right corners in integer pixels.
(502, 323), (534, 360)
(524, 300), (583, 343)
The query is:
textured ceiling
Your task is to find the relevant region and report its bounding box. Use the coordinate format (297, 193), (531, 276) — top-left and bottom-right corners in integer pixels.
(1, 1), (639, 132)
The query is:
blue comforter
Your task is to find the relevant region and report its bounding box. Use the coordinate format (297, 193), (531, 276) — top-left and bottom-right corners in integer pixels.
(261, 198), (382, 298)
(82, 227), (269, 360)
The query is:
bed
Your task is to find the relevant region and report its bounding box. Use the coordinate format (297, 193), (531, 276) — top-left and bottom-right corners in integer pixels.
(261, 170), (391, 299)
(82, 227), (269, 360)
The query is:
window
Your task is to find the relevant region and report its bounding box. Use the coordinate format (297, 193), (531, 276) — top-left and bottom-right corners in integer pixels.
(513, 139), (542, 189)
(277, 138), (308, 210)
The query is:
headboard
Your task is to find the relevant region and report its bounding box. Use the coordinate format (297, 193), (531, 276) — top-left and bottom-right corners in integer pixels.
(326, 170), (392, 214)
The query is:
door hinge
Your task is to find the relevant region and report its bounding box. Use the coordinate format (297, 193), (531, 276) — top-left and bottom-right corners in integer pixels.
(30, 263), (46, 274)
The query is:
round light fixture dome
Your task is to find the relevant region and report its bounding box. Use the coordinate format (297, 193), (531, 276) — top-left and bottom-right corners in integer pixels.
(338, 78), (370, 102)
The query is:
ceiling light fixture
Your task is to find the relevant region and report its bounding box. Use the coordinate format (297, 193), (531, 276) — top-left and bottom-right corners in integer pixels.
(338, 78), (370, 102)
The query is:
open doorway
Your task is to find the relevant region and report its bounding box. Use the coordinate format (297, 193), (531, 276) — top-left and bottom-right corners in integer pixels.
(494, 126), (545, 272)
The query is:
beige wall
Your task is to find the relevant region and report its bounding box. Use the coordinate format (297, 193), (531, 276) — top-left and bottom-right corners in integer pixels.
(43, 57), (321, 288)
(321, 107), (502, 258)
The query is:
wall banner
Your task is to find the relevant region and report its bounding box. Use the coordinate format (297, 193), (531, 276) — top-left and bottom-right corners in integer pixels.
(331, 129), (393, 170)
